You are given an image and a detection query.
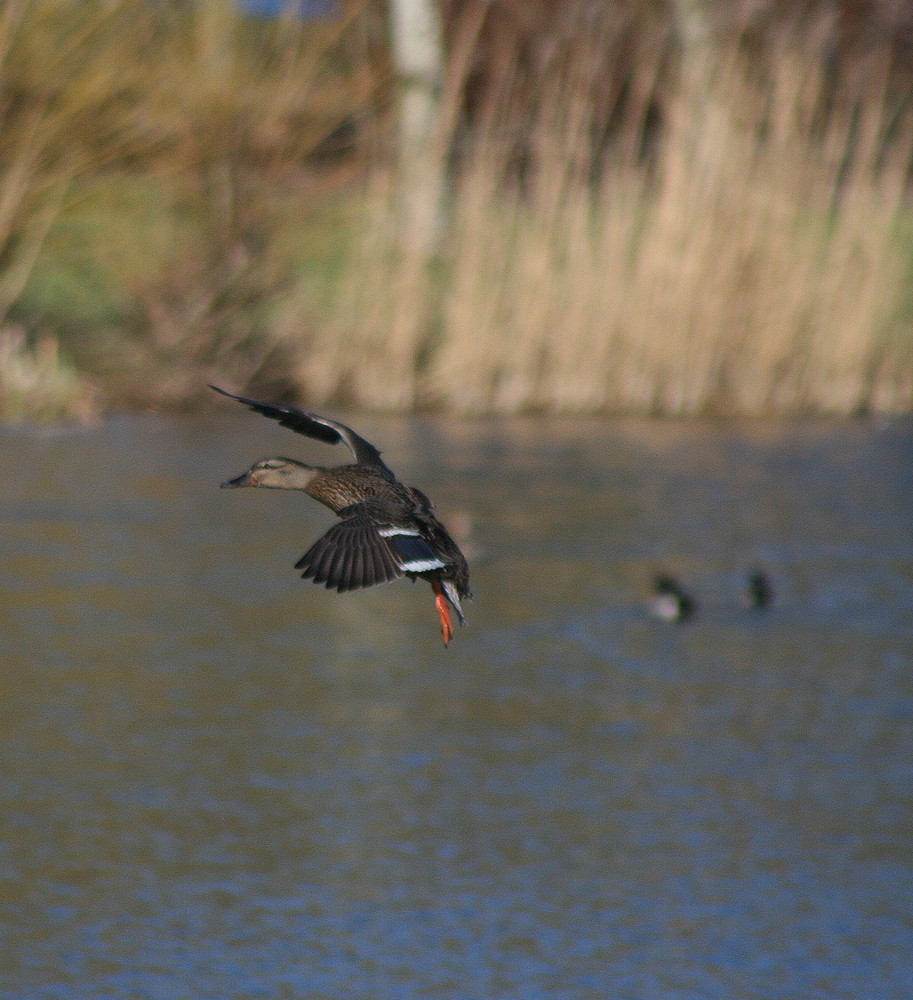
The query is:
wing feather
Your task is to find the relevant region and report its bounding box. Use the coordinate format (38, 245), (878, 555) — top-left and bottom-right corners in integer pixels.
(362, 539), (382, 587)
(295, 514), (406, 592)
(330, 545), (352, 592)
(210, 385), (387, 468)
(312, 544), (335, 588)
(348, 545), (364, 592)
(375, 537), (402, 582)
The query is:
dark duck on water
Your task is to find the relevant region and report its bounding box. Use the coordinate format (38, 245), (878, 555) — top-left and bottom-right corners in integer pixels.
(211, 385), (472, 646)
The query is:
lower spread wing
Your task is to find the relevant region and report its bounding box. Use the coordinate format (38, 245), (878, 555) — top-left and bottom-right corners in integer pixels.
(294, 504), (448, 592)
(295, 519), (401, 592)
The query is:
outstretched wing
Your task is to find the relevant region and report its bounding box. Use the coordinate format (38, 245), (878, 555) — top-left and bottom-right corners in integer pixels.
(210, 385), (386, 468)
(294, 502), (448, 593)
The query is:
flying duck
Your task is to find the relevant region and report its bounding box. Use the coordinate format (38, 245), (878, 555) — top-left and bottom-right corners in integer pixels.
(212, 385), (471, 645)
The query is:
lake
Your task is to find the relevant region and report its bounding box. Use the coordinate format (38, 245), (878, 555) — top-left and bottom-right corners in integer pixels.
(2, 412), (912, 999)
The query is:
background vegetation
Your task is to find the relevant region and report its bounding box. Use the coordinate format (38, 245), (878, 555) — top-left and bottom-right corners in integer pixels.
(1, 0), (912, 419)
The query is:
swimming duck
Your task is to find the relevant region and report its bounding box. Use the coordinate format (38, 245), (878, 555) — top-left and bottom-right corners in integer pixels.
(649, 574), (697, 623)
(211, 385), (471, 646)
(741, 569), (773, 609)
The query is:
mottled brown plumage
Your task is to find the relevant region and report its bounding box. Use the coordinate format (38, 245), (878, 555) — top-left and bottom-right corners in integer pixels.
(212, 385), (471, 645)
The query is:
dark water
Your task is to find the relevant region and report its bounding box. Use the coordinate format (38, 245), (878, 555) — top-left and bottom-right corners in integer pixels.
(2, 413), (912, 1000)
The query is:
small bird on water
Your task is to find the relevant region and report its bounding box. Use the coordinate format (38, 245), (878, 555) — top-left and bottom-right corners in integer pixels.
(211, 385), (471, 646)
(741, 569), (773, 610)
(649, 574), (697, 623)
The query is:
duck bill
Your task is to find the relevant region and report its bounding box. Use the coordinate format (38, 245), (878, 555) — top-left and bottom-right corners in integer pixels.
(221, 470), (254, 489)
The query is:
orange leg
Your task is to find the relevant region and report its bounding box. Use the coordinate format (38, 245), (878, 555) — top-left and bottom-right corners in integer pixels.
(430, 578), (454, 647)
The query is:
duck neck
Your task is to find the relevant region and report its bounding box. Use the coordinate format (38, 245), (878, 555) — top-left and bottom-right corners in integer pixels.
(280, 463), (323, 491)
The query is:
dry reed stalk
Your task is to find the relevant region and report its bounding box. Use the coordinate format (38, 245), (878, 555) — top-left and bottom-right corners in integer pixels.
(293, 165), (435, 408)
(291, 2), (499, 411)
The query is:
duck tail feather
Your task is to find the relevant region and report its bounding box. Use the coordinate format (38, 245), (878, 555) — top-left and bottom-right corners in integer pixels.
(441, 579), (466, 626)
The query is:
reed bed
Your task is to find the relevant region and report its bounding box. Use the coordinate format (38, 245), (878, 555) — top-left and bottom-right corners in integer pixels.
(325, 17), (913, 415)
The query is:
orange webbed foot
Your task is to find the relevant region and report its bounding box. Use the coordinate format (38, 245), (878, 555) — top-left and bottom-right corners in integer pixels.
(430, 579), (454, 646)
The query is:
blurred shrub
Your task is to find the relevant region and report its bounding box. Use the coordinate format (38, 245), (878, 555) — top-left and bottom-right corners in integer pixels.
(0, 326), (96, 421)
(0, 0), (381, 416)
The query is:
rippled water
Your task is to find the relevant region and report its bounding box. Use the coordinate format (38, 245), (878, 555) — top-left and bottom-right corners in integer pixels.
(2, 413), (912, 999)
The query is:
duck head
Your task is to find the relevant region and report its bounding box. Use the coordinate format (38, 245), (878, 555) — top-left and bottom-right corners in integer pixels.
(221, 457), (319, 491)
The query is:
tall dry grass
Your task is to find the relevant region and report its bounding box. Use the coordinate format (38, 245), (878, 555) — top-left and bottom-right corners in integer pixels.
(321, 16), (913, 415)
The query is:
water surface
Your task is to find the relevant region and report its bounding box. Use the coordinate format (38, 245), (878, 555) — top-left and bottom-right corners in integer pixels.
(2, 414), (912, 999)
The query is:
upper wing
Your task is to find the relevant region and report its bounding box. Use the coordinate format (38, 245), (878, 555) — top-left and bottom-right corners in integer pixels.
(210, 385), (386, 467)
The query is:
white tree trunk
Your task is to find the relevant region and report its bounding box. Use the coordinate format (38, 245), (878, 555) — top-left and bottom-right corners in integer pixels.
(668, 0), (731, 185)
(388, 0), (445, 252)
